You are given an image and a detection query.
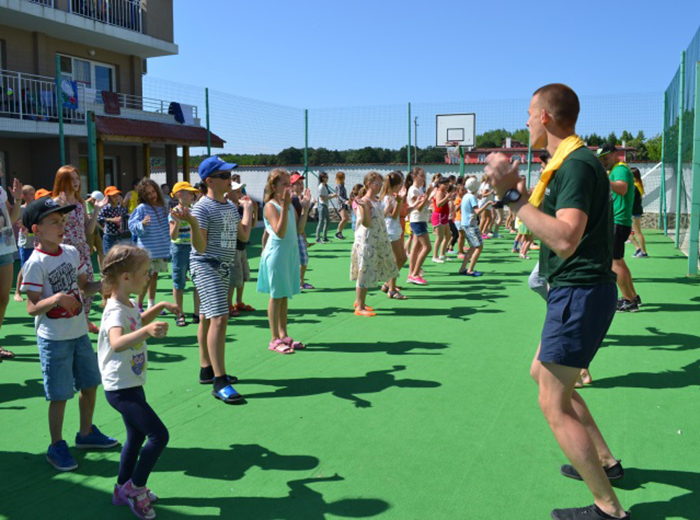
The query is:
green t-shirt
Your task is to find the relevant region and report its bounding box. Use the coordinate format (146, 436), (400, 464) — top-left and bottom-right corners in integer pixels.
(609, 163), (634, 227)
(538, 147), (616, 288)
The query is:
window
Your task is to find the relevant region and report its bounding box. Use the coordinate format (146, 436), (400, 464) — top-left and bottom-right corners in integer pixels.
(477, 154), (487, 163)
(59, 54), (115, 101)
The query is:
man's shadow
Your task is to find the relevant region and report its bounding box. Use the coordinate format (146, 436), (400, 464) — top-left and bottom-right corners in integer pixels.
(304, 340), (448, 356)
(614, 467), (700, 519)
(243, 365), (441, 408)
(589, 360), (700, 390)
(157, 444), (319, 482)
(159, 475), (390, 520)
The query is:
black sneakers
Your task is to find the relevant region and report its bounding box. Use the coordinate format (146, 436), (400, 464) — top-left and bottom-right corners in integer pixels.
(560, 460), (624, 481)
(634, 294), (642, 307)
(616, 298), (639, 313)
(551, 504), (630, 520)
(335, 232), (345, 240)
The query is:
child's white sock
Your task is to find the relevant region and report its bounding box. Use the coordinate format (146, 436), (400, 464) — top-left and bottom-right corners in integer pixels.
(148, 298), (155, 309)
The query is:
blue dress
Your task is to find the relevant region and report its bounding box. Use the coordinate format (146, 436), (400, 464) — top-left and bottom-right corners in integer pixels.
(257, 201), (301, 299)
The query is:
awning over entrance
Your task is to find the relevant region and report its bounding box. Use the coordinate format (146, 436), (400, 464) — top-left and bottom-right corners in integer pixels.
(95, 116), (225, 147)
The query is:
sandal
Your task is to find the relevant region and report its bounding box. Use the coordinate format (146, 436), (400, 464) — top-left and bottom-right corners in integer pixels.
(281, 337), (306, 350)
(387, 290), (407, 300)
(0, 347), (15, 360)
(212, 384), (246, 404)
(354, 308), (376, 317)
(176, 314), (187, 327)
(87, 322), (99, 334)
(234, 302), (255, 312)
(381, 283), (390, 293)
(228, 306), (240, 318)
(269, 339), (294, 355)
(353, 302), (374, 311)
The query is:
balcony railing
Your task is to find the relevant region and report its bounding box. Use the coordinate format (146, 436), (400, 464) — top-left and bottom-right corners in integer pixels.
(0, 69), (198, 127)
(29, 0), (55, 6)
(69, 0), (143, 33)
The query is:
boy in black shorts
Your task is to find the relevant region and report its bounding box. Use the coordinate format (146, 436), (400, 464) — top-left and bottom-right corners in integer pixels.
(486, 84), (630, 520)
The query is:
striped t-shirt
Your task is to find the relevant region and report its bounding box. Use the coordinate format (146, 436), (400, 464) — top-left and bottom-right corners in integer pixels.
(190, 196), (240, 263)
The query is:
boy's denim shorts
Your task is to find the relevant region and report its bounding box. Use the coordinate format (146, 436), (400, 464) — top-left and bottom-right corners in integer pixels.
(171, 242), (191, 290)
(37, 334), (102, 401)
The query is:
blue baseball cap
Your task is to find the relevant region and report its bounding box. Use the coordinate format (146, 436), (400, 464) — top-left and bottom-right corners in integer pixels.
(198, 156), (238, 180)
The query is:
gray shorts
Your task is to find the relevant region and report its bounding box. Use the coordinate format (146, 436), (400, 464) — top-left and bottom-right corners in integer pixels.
(230, 249), (251, 288)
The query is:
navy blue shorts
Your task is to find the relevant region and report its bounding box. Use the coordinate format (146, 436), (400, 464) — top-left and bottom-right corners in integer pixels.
(539, 283), (616, 369)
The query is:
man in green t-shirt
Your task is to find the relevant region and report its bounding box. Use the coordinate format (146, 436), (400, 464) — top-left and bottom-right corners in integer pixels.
(485, 84), (629, 520)
(597, 144), (640, 312)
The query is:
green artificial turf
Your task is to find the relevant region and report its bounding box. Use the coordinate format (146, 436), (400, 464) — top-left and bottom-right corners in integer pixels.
(0, 228), (698, 519)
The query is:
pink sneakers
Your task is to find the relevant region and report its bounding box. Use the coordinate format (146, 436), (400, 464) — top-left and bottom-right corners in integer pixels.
(117, 480), (156, 519)
(113, 483), (158, 506)
(408, 275), (428, 285)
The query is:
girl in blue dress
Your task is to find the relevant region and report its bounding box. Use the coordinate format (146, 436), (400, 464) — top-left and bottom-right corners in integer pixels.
(257, 169), (303, 354)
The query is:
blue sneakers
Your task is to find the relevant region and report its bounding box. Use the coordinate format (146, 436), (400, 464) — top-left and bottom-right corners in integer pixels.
(47, 440), (78, 472)
(75, 425), (119, 450)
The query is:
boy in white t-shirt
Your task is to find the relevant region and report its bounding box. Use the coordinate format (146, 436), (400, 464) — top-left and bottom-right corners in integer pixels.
(21, 197), (118, 472)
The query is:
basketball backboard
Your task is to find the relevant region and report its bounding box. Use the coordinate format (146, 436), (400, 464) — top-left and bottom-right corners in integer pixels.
(436, 113), (476, 147)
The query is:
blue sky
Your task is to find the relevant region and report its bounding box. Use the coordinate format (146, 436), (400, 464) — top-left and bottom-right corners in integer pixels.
(146, 1), (700, 153)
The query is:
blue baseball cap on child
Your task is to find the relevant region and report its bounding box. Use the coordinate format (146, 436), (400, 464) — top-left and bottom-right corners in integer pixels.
(198, 156), (238, 180)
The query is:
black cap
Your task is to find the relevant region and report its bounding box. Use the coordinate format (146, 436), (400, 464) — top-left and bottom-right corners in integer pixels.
(22, 197), (76, 229)
(596, 143), (617, 157)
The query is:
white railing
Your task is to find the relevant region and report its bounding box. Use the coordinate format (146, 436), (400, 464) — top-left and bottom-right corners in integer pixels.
(0, 69), (86, 124)
(0, 69), (199, 126)
(118, 92), (198, 120)
(69, 0), (143, 34)
(28, 0), (55, 6)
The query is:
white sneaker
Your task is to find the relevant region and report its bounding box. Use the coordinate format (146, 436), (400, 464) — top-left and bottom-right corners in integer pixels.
(440, 256), (450, 262)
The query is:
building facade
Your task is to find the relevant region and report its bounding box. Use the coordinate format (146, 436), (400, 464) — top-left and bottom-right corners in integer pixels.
(0, 0), (221, 195)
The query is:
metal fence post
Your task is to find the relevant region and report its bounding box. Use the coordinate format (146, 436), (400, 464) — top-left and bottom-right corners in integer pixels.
(205, 87), (211, 156)
(304, 109), (309, 188)
(87, 111), (98, 192)
(687, 61), (700, 275)
(55, 55), (65, 165)
(459, 147), (465, 177)
(407, 103), (412, 172)
(661, 92), (667, 233)
(675, 51), (685, 248)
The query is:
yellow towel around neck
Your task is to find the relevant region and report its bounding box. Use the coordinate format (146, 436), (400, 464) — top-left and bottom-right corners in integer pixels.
(634, 180), (645, 197)
(528, 135), (585, 208)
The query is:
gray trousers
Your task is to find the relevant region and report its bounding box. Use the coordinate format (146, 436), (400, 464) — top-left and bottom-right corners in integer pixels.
(316, 204), (329, 241)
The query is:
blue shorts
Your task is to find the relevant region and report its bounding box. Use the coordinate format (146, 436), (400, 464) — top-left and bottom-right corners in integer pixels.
(171, 242), (191, 290)
(19, 247), (34, 267)
(37, 334), (102, 401)
(539, 283), (616, 369)
(0, 252), (14, 267)
(409, 222), (429, 237)
(298, 234), (309, 266)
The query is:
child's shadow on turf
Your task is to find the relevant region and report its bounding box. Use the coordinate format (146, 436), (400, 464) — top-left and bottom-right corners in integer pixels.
(0, 378), (44, 407)
(589, 360), (700, 390)
(604, 327), (700, 352)
(159, 475), (390, 520)
(158, 444), (319, 482)
(305, 340), (448, 356)
(614, 467), (700, 519)
(244, 365), (440, 408)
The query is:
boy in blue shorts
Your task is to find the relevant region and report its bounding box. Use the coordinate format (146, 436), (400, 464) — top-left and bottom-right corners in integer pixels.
(21, 197), (119, 472)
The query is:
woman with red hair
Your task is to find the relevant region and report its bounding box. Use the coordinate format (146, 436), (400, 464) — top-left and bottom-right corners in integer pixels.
(52, 165), (107, 333)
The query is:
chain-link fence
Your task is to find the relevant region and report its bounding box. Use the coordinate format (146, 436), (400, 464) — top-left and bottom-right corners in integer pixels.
(662, 25), (700, 273)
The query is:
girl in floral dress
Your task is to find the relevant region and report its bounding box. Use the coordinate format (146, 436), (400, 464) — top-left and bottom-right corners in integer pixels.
(53, 165), (107, 333)
(351, 172), (399, 317)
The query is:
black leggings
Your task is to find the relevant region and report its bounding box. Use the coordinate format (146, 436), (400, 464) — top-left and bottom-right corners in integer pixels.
(449, 221), (459, 248)
(105, 386), (169, 487)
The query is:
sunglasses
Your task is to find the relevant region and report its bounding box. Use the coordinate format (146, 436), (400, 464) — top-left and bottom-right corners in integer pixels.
(209, 171), (232, 180)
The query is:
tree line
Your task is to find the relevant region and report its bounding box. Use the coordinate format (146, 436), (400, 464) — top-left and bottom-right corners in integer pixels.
(174, 128), (662, 167)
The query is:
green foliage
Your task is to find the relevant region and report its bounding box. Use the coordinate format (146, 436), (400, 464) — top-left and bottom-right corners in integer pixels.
(180, 127), (662, 167)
